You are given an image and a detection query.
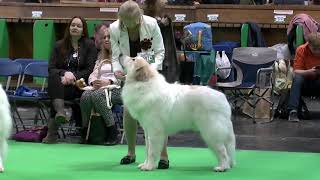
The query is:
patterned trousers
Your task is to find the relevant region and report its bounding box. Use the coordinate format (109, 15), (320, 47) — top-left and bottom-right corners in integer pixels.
(80, 88), (122, 127)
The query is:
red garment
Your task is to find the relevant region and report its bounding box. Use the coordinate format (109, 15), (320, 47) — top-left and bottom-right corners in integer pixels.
(287, 13), (319, 40)
(294, 42), (320, 70)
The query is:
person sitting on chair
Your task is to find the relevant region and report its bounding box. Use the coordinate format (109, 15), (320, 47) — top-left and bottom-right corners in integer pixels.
(80, 27), (121, 145)
(43, 16), (97, 143)
(287, 32), (320, 122)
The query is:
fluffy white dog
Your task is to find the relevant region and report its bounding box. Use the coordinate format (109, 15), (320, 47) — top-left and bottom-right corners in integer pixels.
(121, 56), (236, 172)
(0, 84), (12, 173)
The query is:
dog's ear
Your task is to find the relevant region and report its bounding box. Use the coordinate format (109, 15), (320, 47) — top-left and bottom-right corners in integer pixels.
(135, 65), (152, 82)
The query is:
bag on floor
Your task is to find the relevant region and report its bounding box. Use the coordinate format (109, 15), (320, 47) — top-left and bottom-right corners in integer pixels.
(242, 89), (272, 121)
(13, 126), (48, 142)
(85, 115), (108, 145)
(274, 88), (291, 119)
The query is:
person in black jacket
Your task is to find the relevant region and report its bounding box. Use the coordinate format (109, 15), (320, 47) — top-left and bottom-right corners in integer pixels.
(43, 16), (97, 144)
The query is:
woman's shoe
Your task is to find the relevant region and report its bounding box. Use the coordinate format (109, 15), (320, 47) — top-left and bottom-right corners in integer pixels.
(42, 118), (59, 144)
(157, 160), (169, 169)
(120, 155), (136, 165)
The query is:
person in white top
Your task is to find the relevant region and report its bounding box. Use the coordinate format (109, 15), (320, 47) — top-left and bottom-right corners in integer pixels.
(110, 0), (169, 169)
(80, 27), (121, 145)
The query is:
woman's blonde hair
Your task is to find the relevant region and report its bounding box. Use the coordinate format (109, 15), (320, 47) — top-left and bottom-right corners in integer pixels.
(118, 0), (143, 30)
(307, 32), (320, 49)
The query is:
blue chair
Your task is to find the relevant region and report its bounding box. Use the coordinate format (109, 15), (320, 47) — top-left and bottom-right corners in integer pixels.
(14, 58), (47, 86)
(13, 58), (38, 71)
(10, 61), (50, 131)
(0, 58), (12, 61)
(0, 60), (25, 131)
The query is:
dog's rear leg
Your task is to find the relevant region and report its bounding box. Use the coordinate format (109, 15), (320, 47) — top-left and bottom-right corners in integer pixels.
(139, 128), (165, 171)
(225, 134), (236, 168)
(199, 127), (230, 172)
(210, 144), (229, 172)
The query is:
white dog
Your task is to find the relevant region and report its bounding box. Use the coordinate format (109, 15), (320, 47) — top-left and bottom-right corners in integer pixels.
(121, 56), (236, 172)
(0, 84), (12, 173)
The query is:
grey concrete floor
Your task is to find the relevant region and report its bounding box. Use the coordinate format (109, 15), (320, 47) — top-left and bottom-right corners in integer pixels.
(11, 97), (320, 153)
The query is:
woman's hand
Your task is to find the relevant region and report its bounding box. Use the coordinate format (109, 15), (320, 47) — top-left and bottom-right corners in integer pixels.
(92, 79), (111, 89)
(62, 71), (76, 85)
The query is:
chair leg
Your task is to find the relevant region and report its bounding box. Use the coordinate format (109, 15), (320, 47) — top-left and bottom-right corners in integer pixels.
(11, 102), (25, 131)
(11, 108), (19, 132)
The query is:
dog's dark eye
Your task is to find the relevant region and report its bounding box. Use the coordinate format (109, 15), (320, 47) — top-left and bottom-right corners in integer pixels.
(132, 58), (135, 61)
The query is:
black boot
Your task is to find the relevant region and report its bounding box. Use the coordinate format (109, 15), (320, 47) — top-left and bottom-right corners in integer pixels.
(42, 118), (59, 144)
(105, 125), (119, 146)
(53, 99), (67, 124)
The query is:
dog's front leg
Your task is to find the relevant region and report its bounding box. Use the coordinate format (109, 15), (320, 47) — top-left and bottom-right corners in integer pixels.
(138, 131), (149, 169)
(139, 129), (165, 171)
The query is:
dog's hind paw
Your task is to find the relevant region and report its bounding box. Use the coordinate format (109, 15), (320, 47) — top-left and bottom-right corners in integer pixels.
(0, 166), (4, 173)
(138, 162), (156, 171)
(213, 166), (228, 172)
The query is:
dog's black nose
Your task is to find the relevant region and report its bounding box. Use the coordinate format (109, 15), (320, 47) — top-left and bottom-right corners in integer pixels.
(132, 58), (135, 61)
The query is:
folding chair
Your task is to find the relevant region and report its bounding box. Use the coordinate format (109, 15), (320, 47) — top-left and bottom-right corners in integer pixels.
(10, 61), (50, 131)
(214, 47), (277, 123)
(13, 58), (38, 72)
(0, 60), (24, 131)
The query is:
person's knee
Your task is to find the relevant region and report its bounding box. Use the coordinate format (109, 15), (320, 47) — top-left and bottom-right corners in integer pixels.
(293, 74), (305, 83)
(80, 91), (93, 103)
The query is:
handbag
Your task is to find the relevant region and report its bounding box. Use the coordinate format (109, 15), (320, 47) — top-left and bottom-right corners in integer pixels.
(85, 115), (108, 145)
(13, 126), (48, 142)
(85, 86), (120, 145)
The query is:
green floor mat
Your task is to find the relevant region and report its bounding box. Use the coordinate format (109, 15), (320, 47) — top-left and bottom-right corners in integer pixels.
(2, 141), (320, 180)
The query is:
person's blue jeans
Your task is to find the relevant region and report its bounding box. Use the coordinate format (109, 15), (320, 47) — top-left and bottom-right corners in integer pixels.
(288, 74), (320, 111)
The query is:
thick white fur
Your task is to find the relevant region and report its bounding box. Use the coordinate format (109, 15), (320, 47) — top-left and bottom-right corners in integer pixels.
(122, 57), (236, 172)
(0, 84), (12, 173)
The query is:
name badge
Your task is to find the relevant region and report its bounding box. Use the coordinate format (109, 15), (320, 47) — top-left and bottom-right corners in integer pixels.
(137, 51), (155, 64)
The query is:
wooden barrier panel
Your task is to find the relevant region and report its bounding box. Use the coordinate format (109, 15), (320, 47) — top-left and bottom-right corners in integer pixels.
(0, 19), (9, 58)
(1, 2), (320, 58)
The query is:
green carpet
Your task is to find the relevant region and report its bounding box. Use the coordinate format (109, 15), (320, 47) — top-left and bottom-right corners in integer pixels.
(2, 141), (320, 180)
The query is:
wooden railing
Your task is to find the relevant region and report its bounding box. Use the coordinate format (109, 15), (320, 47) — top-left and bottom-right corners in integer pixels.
(1, 2), (320, 58)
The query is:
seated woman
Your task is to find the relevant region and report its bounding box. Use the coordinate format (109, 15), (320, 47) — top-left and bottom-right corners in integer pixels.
(43, 16), (97, 144)
(80, 27), (121, 145)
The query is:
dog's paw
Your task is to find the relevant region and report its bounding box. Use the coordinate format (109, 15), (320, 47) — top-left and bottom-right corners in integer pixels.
(0, 166), (4, 173)
(213, 166), (228, 172)
(138, 162), (146, 169)
(138, 162), (156, 171)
